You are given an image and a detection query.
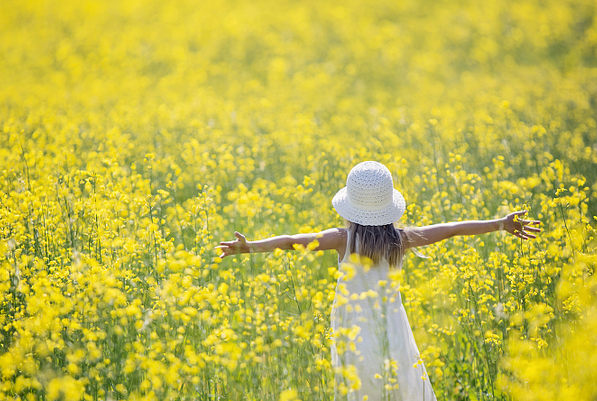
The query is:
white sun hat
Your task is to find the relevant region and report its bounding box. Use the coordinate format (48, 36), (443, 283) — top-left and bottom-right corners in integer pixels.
(332, 161), (406, 226)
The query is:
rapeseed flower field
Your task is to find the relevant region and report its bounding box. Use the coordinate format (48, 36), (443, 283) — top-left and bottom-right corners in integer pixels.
(1, 0), (596, 399)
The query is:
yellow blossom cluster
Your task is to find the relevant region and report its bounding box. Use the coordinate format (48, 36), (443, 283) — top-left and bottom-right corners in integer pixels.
(1, 0), (596, 400)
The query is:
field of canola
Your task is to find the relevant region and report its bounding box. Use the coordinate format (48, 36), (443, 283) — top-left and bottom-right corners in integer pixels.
(1, 0), (597, 400)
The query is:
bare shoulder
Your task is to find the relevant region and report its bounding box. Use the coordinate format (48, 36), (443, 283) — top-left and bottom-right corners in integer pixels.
(318, 227), (347, 243)
(289, 227), (347, 253)
(316, 227), (347, 253)
(319, 227), (347, 236)
(396, 227), (421, 249)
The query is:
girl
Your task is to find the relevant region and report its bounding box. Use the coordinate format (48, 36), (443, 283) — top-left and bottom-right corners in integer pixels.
(217, 161), (540, 401)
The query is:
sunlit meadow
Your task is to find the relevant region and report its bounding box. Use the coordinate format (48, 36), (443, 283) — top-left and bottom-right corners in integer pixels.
(1, 0), (596, 400)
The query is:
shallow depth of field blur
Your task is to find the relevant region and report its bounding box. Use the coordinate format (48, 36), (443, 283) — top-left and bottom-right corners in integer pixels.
(1, 0), (597, 400)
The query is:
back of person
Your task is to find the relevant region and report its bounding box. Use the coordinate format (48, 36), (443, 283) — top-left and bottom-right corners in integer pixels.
(337, 229), (394, 295)
(332, 228), (435, 401)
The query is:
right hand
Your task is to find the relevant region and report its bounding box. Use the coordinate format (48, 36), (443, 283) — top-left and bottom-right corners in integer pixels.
(503, 211), (541, 240)
(215, 231), (250, 258)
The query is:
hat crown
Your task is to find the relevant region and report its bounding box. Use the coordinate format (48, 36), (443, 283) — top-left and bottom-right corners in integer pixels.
(346, 161), (394, 210)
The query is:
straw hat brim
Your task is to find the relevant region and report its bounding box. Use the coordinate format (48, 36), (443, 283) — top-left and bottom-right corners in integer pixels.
(332, 187), (406, 226)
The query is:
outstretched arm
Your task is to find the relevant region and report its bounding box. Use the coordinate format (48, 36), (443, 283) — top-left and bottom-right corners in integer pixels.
(404, 210), (541, 248)
(216, 228), (346, 258)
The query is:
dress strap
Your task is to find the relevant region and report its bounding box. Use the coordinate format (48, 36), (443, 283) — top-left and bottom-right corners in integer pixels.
(341, 229), (352, 263)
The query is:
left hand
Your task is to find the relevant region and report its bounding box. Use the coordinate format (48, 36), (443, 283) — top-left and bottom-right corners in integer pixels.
(215, 231), (250, 258)
(503, 211), (541, 240)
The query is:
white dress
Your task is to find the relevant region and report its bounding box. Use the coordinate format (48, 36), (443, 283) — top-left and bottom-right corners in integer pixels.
(331, 231), (437, 401)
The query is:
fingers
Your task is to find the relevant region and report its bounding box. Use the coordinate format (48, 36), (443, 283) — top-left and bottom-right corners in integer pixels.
(513, 231), (529, 240)
(234, 231), (246, 241)
(518, 216), (541, 237)
(214, 245), (229, 257)
(512, 210), (528, 220)
(511, 211), (541, 239)
(519, 219), (541, 225)
(513, 209), (540, 226)
(525, 226), (541, 233)
(216, 245), (234, 258)
(513, 230), (535, 240)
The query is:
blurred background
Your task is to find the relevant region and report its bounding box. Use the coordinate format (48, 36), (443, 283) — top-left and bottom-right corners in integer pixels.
(0, 0), (596, 400)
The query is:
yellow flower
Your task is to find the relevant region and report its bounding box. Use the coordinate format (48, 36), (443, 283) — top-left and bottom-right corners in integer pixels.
(280, 389), (299, 401)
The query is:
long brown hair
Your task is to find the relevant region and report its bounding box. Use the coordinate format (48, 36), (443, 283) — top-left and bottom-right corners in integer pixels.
(347, 222), (405, 268)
